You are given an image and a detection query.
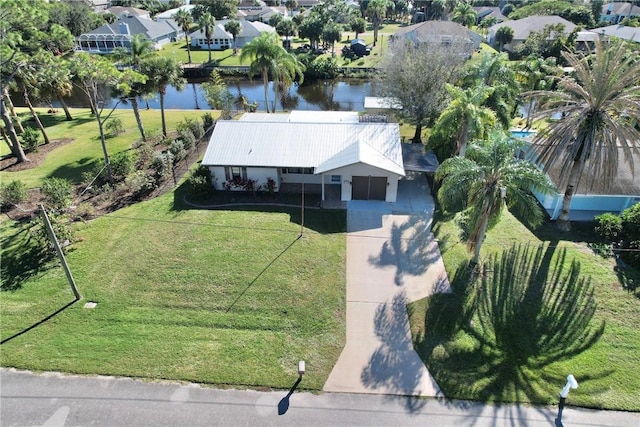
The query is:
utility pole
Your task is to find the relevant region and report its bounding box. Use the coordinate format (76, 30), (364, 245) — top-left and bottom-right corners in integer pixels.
(39, 204), (80, 300)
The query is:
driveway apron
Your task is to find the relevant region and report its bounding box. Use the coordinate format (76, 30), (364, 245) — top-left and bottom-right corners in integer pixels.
(324, 173), (450, 397)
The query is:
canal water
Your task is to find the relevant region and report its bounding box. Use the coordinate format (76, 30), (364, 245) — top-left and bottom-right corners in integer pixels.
(46, 79), (376, 112)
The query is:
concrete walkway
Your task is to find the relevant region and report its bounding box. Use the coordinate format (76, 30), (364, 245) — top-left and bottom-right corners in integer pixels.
(324, 173), (450, 397)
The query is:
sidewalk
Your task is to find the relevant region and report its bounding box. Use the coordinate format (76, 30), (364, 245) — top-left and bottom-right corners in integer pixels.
(324, 173), (450, 397)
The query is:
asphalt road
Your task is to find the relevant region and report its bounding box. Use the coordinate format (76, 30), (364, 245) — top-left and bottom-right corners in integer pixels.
(1, 369), (638, 427)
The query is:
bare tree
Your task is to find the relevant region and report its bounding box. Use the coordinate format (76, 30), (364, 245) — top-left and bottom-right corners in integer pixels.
(376, 37), (470, 143)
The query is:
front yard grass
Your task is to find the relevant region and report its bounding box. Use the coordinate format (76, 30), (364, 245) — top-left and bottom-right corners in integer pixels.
(1, 191), (347, 390)
(0, 108), (209, 188)
(408, 209), (640, 411)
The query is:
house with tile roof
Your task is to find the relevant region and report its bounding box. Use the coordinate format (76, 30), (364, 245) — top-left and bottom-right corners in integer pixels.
(487, 15), (579, 52)
(600, 1), (640, 24)
(201, 111), (406, 202)
(392, 21), (482, 52)
(590, 24), (640, 43)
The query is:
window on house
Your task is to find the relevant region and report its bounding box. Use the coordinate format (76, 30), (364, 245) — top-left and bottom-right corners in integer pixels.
(331, 175), (341, 183)
(225, 166), (245, 181)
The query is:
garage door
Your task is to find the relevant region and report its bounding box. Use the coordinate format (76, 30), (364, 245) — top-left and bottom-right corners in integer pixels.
(351, 176), (387, 201)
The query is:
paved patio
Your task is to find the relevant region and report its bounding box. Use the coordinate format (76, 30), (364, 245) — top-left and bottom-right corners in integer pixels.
(323, 172), (450, 397)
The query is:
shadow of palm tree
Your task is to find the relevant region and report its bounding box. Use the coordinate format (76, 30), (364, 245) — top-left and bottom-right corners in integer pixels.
(361, 292), (430, 411)
(368, 214), (441, 286)
(414, 244), (607, 406)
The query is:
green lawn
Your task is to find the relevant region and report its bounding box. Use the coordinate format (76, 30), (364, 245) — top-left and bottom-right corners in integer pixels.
(1, 108), (210, 188)
(1, 190), (347, 390)
(408, 209), (640, 411)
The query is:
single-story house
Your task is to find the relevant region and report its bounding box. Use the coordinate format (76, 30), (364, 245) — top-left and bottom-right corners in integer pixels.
(155, 5), (197, 22)
(473, 6), (506, 24)
(76, 15), (181, 53)
(237, 6), (287, 22)
(530, 146), (640, 221)
(600, 2), (640, 24)
(201, 111), (406, 202)
(189, 20), (275, 50)
(106, 6), (151, 20)
(487, 15), (576, 52)
(392, 20), (482, 51)
(590, 24), (640, 43)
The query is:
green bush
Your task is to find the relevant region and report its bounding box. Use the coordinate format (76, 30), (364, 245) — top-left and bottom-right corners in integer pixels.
(186, 165), (212, 200)
(41, 177), (73, 211)
(0, 180), (28, 208)
(136, 142), (154, 167)
(177, 128), (196, 151)
(169, 140), (186, 163)
(105, 117), (124, 137)
(595, 212), (622, 242)
(178, 117), (204, 140)
(620, 203), (640, 269)
(125, 170), (156, 196)
(151, 152), (173, 180)
(202, 112), (214, 130)
(21, 127), (41, 152)
(110, 151), (136, 181)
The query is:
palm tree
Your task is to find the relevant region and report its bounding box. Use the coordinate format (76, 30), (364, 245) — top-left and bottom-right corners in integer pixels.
(436, 133), (555, 264)
(129, 34), (154, 68)
(525, 40), (640, 232)
(224, 20), (242, 55)
(367, 0), (389, 46)
(140, 56), (186, 137)
(39, 57), (74, 121)
(271, 49), (305, 112)
(276, 19), (296, 50)
(462, 52), (519, 129)
(494, 26), (514, 52)
(434, 83), (497, 157)
(198, 12), (215, 63)
(173, 9), (193, 63)
(516, 55), (560, 128)
(239, 32), (284, 113)
(451, 2), (477, 28)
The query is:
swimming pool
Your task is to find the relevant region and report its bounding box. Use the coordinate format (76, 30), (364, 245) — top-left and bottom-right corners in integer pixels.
(511, 130), (538, 139)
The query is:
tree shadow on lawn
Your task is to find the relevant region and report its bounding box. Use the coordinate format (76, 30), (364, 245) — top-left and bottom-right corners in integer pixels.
(20, 112), (95, 129)
(414, 244), (608, 412)
(1, 219), (59, 292)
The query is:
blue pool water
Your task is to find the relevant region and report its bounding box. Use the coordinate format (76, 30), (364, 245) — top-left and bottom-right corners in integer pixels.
(511, 130), (537, 139)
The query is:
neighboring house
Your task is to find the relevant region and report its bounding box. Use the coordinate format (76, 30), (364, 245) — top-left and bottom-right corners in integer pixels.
(88, 0), (110, 12)
(530, 147), (640, 221)
(189, 20), (275, 50)
(76, 15), (181, 53)
(392, 20), (482, 51)
(237, 6), (287, 22)
(201, 111), (406, 202)
(487, 15), (581, 52)
(106, 6), (151, 20)
(155, 5), (197, 22)
(473, 6), (506, 24)
(590, 24), (640, 43)
(600, 1), (640, 24)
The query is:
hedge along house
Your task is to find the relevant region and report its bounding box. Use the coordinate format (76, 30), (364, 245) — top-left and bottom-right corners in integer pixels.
(201, 111), (405, 202)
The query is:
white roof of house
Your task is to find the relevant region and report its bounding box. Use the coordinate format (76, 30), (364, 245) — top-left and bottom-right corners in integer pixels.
(155, 5), (196, 20)
(202, 118), (405, 176)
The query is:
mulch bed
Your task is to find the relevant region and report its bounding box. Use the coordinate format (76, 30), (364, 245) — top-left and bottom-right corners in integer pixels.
(1, 138), (74, 172)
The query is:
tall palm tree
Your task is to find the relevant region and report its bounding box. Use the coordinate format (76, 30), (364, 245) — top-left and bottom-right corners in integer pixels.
(239, 32), (284, 113)
(436, 133), (555, 264)
(129, 34), (154, 68)
(39, 56), (74, 121)
(224, 20), (242, 55)
(198, 12), (215, 63)
(271, 49), (305, 112)
(525, 40), (640, 232)
(173, 9), (193, 63)
(140, 56), (186, 137)
(516, 55), (559, 128)
(451, 2), (477, 28)
(433, 83), (497, 157)
(462, 52), (519, 129)
(367, 0), (389, 46)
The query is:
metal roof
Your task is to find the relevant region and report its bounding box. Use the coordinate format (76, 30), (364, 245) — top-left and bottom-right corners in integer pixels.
(202, 120), (405, 176)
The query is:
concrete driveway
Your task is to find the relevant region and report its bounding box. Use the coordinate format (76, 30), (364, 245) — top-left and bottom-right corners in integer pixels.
(324, 173), (450, 397)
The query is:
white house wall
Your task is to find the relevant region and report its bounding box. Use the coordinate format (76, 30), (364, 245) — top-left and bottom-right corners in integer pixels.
(207, 166), (280, 190)
(326, 163), (401, 202)
(280, 173), (323, 185)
